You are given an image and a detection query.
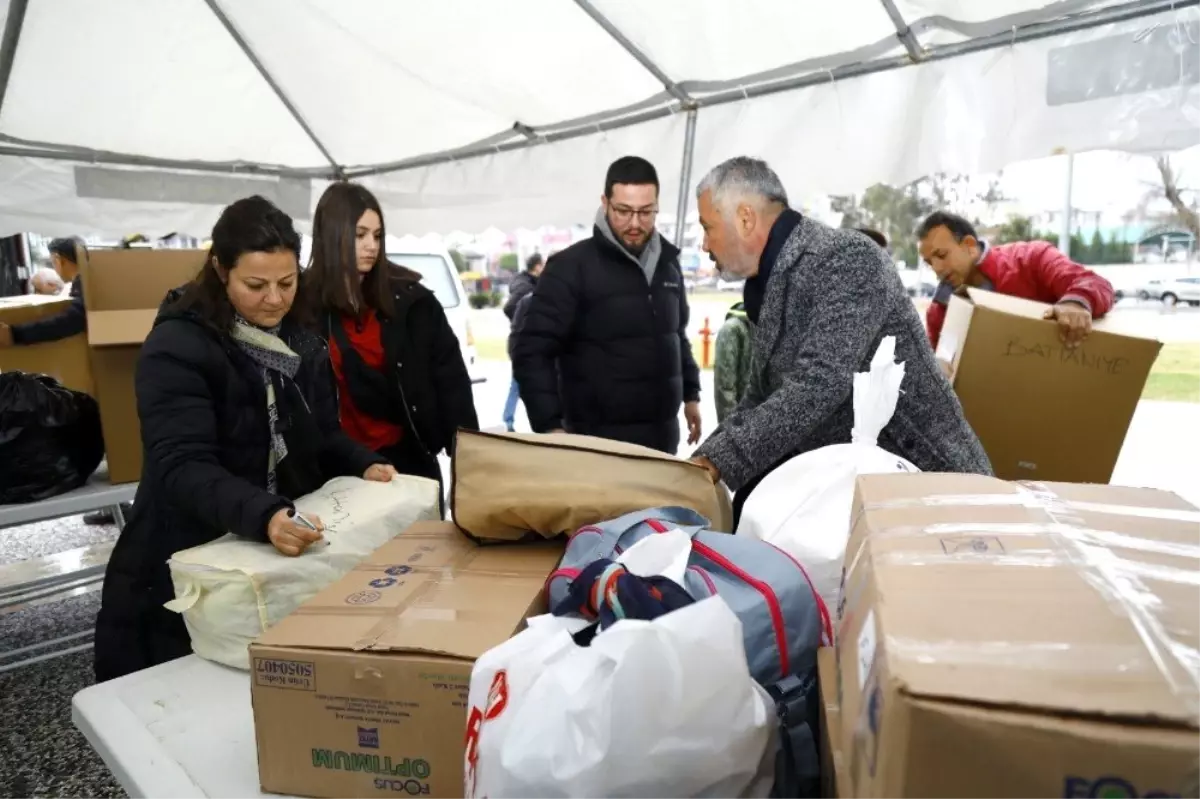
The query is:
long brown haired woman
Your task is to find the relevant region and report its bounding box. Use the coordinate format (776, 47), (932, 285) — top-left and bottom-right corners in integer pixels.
(305, 182), (478, 499)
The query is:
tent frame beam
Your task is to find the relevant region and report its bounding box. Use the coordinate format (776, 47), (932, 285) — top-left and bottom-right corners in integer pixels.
(878, 0), (925, 61)
(0, 0), (1189, 181)
(0, 0), (30, 118)
(572, 0), (692, 104)
(347, 0), (1190, 178)
(673, 109), (698, 249)
(201, 0), (345, 178)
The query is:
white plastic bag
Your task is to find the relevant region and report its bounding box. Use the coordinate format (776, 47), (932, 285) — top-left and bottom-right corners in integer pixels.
(738, 337), (919, 620)
(165, 475), (440, 669)
(465, 535), (776, 798)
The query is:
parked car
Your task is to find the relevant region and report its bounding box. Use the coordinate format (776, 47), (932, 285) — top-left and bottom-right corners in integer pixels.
(1153, 277), (1200, 307)
(388, 244), (485, 383)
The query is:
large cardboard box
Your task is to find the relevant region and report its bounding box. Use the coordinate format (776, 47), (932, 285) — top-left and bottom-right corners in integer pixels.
(818, 647), (849, 799)
(80, 249), (205, 483)
(250, 522), (564, 799)
(0, 294), (94, 394)
(836, 473), (1200, 798)
(935, 288), (1161, 483)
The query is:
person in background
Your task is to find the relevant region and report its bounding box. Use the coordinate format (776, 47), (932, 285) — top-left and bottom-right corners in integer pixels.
(513, 156), (703, 454)
(918, 211), (1114, 350)
(502, 253), (544, 432)
(856, 228), (889, 252)
(1, 237), (127, 525)
(713, 301), (753, 424)
(94, 196), (394, 681)
(0, 237), (87, 348)
(688, 157), (991, 524)
(305, 182), (478, 497)
(30, 267), (65, 295)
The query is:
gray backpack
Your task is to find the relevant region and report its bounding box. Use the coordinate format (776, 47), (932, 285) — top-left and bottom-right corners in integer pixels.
(547, 506), (832, 797)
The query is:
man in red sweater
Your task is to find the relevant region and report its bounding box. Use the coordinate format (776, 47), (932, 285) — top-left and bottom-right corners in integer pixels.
(918, 211), (1115, 350)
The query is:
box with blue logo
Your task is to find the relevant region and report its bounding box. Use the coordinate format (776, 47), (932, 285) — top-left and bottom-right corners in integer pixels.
(836, 473), (1199, 797)
(249, 521), (564, 798)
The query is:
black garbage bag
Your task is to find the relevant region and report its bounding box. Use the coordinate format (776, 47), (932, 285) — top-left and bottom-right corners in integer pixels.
(0, 371), (105, 504)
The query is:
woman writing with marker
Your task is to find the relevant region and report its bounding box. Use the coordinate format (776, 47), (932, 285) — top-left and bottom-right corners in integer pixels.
(94, 196), (396, 682)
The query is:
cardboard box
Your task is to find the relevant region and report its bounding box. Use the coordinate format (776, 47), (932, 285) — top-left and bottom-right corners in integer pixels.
(818, 647), (849, 799)
(935, 288), (1161, 483)
(0, 294), (94, 394)
(250, 522), (564, 799)
(80, 249), (204, 483)
(836, 473), (1200, 798)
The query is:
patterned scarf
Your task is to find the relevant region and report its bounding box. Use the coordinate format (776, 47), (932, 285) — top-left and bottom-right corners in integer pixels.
(229, 316), (302, 494)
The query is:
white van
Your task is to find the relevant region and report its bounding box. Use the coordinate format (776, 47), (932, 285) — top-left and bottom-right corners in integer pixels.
(387, 239), (484, 384)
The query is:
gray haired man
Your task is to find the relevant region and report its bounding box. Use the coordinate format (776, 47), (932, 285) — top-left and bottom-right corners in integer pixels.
(688, 157), (992, 523)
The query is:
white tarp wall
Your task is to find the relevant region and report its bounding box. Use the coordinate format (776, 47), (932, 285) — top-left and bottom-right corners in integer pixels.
(0, 0), (1195, 237)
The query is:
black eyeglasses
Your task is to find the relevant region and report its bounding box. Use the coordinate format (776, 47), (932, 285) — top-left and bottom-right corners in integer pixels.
(609, 205), (658, 223)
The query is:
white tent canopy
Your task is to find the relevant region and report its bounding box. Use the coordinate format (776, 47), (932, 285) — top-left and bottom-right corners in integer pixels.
(0, 0), (1195, 237)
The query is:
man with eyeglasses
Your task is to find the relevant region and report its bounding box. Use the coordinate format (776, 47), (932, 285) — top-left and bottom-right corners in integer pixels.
(512, 156), (703, 454)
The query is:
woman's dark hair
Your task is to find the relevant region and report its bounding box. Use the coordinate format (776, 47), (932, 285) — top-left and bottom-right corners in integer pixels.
(48, 236), (86, 264)
(174, 195), (304, 331)
(306, 182), (394, 318)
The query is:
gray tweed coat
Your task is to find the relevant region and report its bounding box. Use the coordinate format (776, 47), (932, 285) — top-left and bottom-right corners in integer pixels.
(696, 216), (993, 490)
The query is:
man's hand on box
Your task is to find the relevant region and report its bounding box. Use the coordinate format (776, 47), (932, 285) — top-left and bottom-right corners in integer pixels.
(1044, 302), (1092, 350)
(0, 323), (13, 348)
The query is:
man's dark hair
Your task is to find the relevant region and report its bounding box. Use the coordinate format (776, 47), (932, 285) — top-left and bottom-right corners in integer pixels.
(48, 237), (86, 264)
(917, 211), (978, 242)
(605, 156), (659, 197)
(174, 195), (306, 331)
(526, 252), (544, 271)
(856, 228), (889, 250)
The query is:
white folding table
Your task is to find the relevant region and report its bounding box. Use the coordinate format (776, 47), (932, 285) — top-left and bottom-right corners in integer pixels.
(72, 654), (294, 799)
(0, 465), (136, 530)
(0, 466), (136, 610)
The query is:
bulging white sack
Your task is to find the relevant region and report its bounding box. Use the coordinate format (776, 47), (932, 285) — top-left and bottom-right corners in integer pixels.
(464, 598), (776, 798)
(165, 475), (440, 669)
(737, 337), (918, 621)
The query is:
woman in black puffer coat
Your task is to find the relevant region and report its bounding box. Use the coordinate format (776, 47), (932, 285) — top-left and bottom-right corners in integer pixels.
(94, 196), (395, 682)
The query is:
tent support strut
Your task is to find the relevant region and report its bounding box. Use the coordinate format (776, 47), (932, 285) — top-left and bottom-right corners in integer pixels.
(1, 0), (1187, 179)
(572, 0), (691, 103)
(345, 0), (1189, 178)
(201, 0), (345, 179)
(673, 109), (698, 250)
(878, 0), (925, 61)
(0, 0), (30, 118)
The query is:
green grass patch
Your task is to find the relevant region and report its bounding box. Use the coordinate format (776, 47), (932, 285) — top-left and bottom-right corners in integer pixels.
(477, 328), (1199, 404)
(1144, 342), (1200, 403)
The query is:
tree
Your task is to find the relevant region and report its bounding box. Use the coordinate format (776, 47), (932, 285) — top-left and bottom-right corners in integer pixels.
(1085, 229), (1105, 265)
(993, 215), (1036, 244)
(1154, 156), (1200, 243)
(448, 249), (467, 274)
(498, 252), (519, 272)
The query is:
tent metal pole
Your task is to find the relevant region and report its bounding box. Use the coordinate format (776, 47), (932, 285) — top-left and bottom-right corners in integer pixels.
(673, 109), (698, 250)
(201, 0), (344, 179)
(878, 0), (924, 61)
(347, 0), (1192, 179)
(572, 0), (691, 103)
(0, 0), (1187, 180)
(0, 143), (323, 178)
(0, 0), (30, 117)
